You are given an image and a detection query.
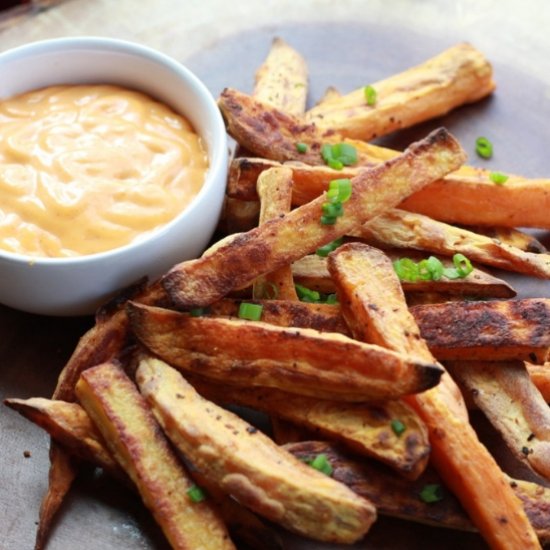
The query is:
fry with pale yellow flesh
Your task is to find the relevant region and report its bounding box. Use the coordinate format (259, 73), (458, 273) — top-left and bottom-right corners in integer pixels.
(286, 440), (550, 543)
(34, 280), (167, 550)
(526, 363), (550, 402)
(305, 43), (495, 140)
(75, 362), (234, 550)
(162, 128), (466, 308)
(464, 226), (547, 254)
(136, 356), (377, 544)
(253, 37), (308, 116)
(447, 360), (550, 480)
(253, 167), (298, 300)
(128, 302), (442, 401)
(327, 243), (541, 549)
(359, 209), (550, 278)
(187, 376), (430, 478)
(291, 253), (516, 298)
(228, 156), (550, 230)
(411, 298), (550, 363)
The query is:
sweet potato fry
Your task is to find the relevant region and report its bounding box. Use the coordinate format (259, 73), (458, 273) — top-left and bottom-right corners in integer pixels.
(327, 243), (541, 549)
(76, 362), (234, 550)
(227, 156), (550, 230)
(136, 356), (377, 544)
(305, 43), (495, 140)
(286, 440), (550, 543)
(252, 167), (298, 300)
(187, 376), (430, 478)
(358, 209), (550, 278)
(410, 298), (550, 363)
(447, 360), (550, 480)
(464, 226), (547, 254)
(128, 302), (442, 401)
(291, 252), (517, 299)
(162, 128), (465, 308)
(526, 363), (550, 402)
(253, 37), (308, 116)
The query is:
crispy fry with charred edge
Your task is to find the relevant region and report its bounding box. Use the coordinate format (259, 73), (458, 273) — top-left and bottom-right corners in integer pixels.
(75, 362), (235, 550)
(358, 209), (550, 278)
(447, 360), (550, 480)
(285, 440), (550, 544)
(411, 299), (550, 364)
(305, 43), (495, 140)
(291, 253), (517, 298)
(162, 128), (466, 308)
(526, 363), (550, 402)
(253, 37), (308, 116)
(253, 167), (298, 300)
(136, 356), (377, 544)
(463, 226), (547, 254)
(128, 302), (442, 401)
(184, 375), (429, 478)
(5, 397), (285, 550)
(205, 297), (550, 365)
(327, 242), (541, 549)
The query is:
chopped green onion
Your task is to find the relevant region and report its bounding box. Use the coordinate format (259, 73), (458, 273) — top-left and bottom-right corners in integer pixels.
(419, 483), (444, 504)
(475, 136), (493, 159)
(489, 171), (508, 185)
(320, 214), (338, 225)
(189, 307), (208, 317)
(252, 281), (279, 300)
(308, 453), (333, 476)
(452, 253), (474, 277)
(296, 142), (308, 154)
(327, 178), (352, 203)
(295, 284), (321, 303)
(393, 258), (419, 282)
(321, 142), (358, 169)
(186, 485), (206, 503)
(418, 256), (444, 281)
(325, 293), (339, 305)
(238, 302), (263, 321)
(316, 238), (344, 257)
(322, 201), (344, 218)
(391, 419), (406, 437)
(363, 85), (377, 106)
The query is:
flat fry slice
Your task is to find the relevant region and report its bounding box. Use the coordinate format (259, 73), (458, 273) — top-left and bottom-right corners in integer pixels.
(253, 37), (308, 116)
(359, 209), (550, 278)
(163, 127), (465, 308)
(447, 360), (550, 480)
(327, 243), (541, 550)
(291, 253), (517, 299)
(253, 167), (298, 300)
(286, 441), (550, 544)
(128, 302), (442, 401)
(76, 362), (234, 550)
(136, 356), (377, 544)
(187, 376), (430, 478)
(410, 298), (550, 363)
(305, 43), (495, 140)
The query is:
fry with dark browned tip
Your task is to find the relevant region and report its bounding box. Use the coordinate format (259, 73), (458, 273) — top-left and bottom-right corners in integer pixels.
(136, 356), (377, 544)
(162, 127), (466, 308)
(128, 302), (443, 401)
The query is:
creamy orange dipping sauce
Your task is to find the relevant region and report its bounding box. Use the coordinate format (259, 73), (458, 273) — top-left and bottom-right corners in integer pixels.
(0, 85), (208, 257)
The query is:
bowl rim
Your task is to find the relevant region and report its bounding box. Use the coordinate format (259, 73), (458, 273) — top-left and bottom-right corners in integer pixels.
(0, 36), (227, 267)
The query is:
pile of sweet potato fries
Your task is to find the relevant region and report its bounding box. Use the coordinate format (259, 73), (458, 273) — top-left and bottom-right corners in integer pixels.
(5, 37), (550, 550)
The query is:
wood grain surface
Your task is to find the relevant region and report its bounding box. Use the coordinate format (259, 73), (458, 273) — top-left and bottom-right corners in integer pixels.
(1, 1), (549, 549)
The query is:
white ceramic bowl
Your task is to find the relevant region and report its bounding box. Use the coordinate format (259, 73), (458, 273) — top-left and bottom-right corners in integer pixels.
(0, 37), (228, 316)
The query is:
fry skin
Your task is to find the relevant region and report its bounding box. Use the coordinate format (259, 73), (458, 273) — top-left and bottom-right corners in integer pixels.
(136, 356), (377, 544)
(305, 43), (495, 140)
(163, 127), (466, 308)
(327, 243), (541, 550)
(76, 362), (234, 550)
(127, 302), (443, 402)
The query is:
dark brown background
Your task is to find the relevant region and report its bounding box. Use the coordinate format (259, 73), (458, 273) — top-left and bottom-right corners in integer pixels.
(1, 1), (549, 548)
